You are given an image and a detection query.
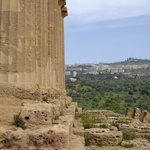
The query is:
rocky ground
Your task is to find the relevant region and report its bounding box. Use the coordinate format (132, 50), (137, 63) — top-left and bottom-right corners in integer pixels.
(74, 109), (150, 150)
(0, 91), (150, 150)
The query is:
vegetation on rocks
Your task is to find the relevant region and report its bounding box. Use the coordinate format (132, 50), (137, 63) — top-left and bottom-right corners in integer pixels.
(124, 143), (134, 148)
(123, 131), (136, 140)
(81, 111), (96, 129)
(42, 96), (49, 103)
(13, 113), (27, 130)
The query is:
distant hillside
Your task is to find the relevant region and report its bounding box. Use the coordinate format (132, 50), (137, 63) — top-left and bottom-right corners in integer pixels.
(105, 58), (150, 65)
(66, 58), (150, 77)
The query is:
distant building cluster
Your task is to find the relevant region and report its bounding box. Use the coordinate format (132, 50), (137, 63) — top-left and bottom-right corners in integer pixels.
(65, 58), (150, 77)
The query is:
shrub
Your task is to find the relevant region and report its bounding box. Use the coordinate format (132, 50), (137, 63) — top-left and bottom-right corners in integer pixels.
(124, 144), (133, 148)
(100, 124), (109, 128)
(81, 112), (96, 129)
(42, 97), (49, 103)
(117, 119), (129, 124)
(55, 115), (59, 120)
(123, 131), (136, 140)
(85, 139), (91, 146)
(13, 114), (26, 130)
(97, 141), (103, 147)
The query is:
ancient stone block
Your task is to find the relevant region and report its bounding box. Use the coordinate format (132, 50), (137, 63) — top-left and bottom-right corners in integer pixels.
(21, 103), (55, 125)
(133, 108), (141, 119)
(85, 128), (122, 146)
(0, 129), (27, 150)
(28, 125), (71, 150)
(125, 108), (134, 118)
(139, 110), (150, 123)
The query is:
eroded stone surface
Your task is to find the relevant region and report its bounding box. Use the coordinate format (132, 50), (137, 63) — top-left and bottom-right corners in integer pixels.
(28, 125), (70, 150)
(85, 128), (123, 146)
(126, 107), (150, 123)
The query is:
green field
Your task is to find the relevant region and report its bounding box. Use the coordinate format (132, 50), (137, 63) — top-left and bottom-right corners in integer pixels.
(66, 74), (150, 113)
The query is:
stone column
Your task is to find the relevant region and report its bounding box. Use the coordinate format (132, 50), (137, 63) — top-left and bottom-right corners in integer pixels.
(48, 0), (54, 89)
(0, 0), (20, 84)
(0, 0), (10, 83)
(35, 0), (42, 86)
(30, 0), (36, 84)
(0, 0), (68, 95)
(57, 1), (63, 90)
(60, 0), (68, 92)
(24, 0), (32, 84)
(17, 0), (26, 84)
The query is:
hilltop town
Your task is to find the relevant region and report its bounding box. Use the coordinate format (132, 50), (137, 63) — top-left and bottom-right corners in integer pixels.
(66, 58), (150, 77)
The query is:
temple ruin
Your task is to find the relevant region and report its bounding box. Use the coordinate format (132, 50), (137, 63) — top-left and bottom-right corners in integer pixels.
(0, 1), (85, 149)
(0, 0), (67, 94)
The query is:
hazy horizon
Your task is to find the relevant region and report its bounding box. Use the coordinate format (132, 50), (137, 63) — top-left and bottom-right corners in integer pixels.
(64, 0), (150, 65)
(65, 57), (150, 65)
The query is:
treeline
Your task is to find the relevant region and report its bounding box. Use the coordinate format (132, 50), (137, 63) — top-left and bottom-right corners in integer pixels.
(66, 74), (150, 113)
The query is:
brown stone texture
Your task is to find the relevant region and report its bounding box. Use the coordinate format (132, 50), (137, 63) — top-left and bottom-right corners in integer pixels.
(85, 128), (123, 146)
(126, 107), (150, 123)
(0, 0), (67, 95)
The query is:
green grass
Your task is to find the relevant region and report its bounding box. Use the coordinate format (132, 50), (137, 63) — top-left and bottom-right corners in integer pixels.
(117, 119), (129, 124)
(54, 115), (59, 120)
(123, 131), (136, 140)
(124, 144), (134, 148)
(100, 124), (109, 128)
(97, 141), (103, 147)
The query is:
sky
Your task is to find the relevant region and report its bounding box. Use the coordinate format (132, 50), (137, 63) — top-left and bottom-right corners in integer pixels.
(64, 0), (150, 65)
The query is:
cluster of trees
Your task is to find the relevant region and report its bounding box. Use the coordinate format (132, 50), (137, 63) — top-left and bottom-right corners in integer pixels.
(66, 74), (150, 113)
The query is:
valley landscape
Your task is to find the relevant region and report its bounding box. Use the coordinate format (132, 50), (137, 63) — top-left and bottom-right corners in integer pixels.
(65, 58), (150, 150)
(66, 58), (150, 113)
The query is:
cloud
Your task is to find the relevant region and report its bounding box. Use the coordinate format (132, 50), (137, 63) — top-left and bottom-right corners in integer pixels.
(66, 0), (150, 25)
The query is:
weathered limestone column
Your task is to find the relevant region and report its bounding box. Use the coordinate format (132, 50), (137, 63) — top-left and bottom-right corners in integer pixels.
(17, 0), (26, 84)
(0, 0), (10, 83)
(30, 0), (36, 84)
(24, 0), (32, 84)
(43, 0), (49, 87)
(48, 0), (55, 90)
(60, 0), (68, 91)
(0, 0), (20, 84)
(0, 0), (68, 96)
(35, 0), (42, 87)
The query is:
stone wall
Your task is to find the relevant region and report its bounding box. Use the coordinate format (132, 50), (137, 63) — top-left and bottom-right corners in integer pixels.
(0, 0), (67, 95)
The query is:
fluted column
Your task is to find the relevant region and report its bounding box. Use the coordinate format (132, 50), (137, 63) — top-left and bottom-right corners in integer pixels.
(17, 0), (25, 84)
(0, 0), (10, 83)
(48, 0), (55, 89)
(0, 0), (20, 83)
(35, 0), (42, 86)
(43, 0), (49, 87)
(52, 0), (56, 89)
(58, 1), (63, 90)
(55, 0), (59, 89)
(24, 0), (32, 84)
(0, 0), (68, 95)
(59, 0), (68, 91)
(30, 0), (36, 84)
